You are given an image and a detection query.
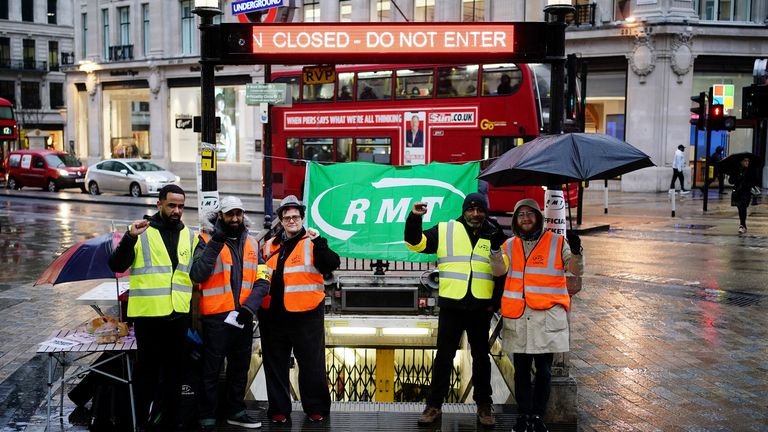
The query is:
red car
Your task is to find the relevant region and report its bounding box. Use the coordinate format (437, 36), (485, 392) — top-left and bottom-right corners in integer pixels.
(5, 149), (87, 192)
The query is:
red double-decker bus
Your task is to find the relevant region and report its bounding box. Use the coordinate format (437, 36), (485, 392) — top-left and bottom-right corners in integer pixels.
(269, 63), (554, 212)
(0, 97), (18, 179)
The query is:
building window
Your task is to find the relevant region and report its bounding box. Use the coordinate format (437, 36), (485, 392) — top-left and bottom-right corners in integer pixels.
(375, 0), (390, 21)
(462, 0), (484, 22)
(118, 6), (130, 46)
(47, 0), (57, 24)
(48, 41), (59, 71)
(339, 0), (352, 21)
(22, 0), (33, 22)
(181, 0), (195, 54)
(142, 4), (150, 56)
(0, 38), (9, 68)
(23, 39), (35, 70)
(303, 0), (319, 22)
(82, 13), (88, 57)
(102, 9), (110, 59)
(0, 81), (14, 106)
(696, 0), (751, 21)
(50, 82), (64, 108)
(615, 0), (631, 21)
(21, 82), (41, 109)
(0, 0), (8, 20)
(414, 0), (434, 22)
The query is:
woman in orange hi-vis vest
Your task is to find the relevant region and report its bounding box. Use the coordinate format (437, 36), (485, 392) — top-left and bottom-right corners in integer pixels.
(190, 196), (270, 431)
(489, 199), (584, 432)
(258, 195), (340, 424)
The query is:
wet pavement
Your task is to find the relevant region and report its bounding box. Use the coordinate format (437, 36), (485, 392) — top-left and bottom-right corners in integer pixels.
(1, 184), (767, 431)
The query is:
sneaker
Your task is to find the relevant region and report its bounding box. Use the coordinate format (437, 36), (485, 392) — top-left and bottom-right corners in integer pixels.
(417, 406), (442, 426)
(308, 413), (325, 422)
(681, 189), (691, 194)
(738, 225), (746, 234)
(270, 414), (288, 423)
(668, 189), (675, 194)
(512, 414), (529, 432)
(226, 412), (262, 429)
(476, 403), (495, 427)
(529, 415), (549, 432)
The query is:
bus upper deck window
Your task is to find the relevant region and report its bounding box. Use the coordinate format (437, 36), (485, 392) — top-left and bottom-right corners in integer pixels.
(396, 68), (433, 100)
(303, 83), (334, 103)
(357, 70), (392, 101)
(337, 72), (354, 101)
(273, 76), (300, 103)
(481, 64), (522, 96)
(436, 65), (478, 98)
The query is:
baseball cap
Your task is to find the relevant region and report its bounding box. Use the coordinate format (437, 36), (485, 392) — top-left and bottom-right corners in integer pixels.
(219, 196), (244, 213)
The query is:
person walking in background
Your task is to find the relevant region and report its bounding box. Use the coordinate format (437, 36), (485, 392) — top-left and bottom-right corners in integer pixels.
(670, 145), (690, 194)
(190, 196), (270, 430)
(405, 193), (507, 428)
(490, 199), (584, 432)
(108, 184), (197, 430)
(708, 146), (726, 194)
(258, 195), (340, 424)
(729, 156), (759, 234)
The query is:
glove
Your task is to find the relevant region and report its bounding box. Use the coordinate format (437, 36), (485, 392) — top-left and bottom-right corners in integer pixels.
(566, 231), (581, 255)
(490, 230), (507, 251)
(236, 308), (253, 325)
(212, 218), (227, 242)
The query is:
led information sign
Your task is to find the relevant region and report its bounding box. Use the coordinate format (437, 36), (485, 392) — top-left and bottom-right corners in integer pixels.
(215, 22), (554, 65)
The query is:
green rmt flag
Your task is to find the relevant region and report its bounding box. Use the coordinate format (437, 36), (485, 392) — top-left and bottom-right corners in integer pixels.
(304, 161), (479, 262)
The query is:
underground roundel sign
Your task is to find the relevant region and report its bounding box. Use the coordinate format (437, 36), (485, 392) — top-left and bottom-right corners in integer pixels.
(304, 161), (479, 262)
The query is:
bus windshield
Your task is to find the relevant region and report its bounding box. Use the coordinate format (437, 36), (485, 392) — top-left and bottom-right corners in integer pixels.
(0, 106), (13, 120)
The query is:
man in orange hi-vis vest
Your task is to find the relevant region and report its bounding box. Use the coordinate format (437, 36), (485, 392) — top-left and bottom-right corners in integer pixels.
(490, 198), (584, 432)
(190, 196), (270, 431)
(258, 195), (340, 424)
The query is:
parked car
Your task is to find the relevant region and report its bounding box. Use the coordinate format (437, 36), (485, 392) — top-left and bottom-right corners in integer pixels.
(4, 149), (87, 192)
(85, 159), (180, 197)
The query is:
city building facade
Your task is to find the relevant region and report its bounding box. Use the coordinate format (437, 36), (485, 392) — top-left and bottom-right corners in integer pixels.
(0, 0), (75, 152)
(63, 0), (768, 190)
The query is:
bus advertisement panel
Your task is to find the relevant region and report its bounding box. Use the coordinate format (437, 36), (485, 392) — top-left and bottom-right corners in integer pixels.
(269, 63), (552, 213)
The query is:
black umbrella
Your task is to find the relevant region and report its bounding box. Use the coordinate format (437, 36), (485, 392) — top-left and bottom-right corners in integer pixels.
(479, 133), (654, 187)
(717, 152), (760, 178)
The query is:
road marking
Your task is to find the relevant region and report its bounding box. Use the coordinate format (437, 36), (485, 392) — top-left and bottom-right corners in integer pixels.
(598, 271), (701, 286)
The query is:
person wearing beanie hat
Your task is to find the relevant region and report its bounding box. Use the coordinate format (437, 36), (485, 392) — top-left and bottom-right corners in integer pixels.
(190, 196), (269, 430)
(489, 199), (585, 432)
(670, 144), (690, 194)
(404, 193), (507, 427)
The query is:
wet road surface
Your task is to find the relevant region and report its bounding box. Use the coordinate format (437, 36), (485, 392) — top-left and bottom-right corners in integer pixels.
(1, 192), (767, 431)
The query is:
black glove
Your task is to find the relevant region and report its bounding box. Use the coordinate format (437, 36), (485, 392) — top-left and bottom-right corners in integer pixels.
(566, 232), (581, 255)
(236, 308), (253, 325)
(490, 230), (507, 251)
(212, 218), (227, 242)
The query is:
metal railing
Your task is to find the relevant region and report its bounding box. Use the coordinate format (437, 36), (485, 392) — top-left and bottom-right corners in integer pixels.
(109, 45), (134, 61)
(61, 52), (75, 65)
(0, 59), (48, 72)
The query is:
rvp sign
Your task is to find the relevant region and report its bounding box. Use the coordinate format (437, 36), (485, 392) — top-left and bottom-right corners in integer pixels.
(303, 65), (336, 85)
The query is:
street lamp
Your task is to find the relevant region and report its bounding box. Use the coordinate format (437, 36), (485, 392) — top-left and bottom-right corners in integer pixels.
(193, 0), (222, 214)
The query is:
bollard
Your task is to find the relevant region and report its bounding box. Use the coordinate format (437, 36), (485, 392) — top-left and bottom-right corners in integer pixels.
(670, 189), (676, 217)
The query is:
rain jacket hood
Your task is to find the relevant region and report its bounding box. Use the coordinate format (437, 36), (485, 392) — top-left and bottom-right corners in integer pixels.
(512, 198), (543, 238)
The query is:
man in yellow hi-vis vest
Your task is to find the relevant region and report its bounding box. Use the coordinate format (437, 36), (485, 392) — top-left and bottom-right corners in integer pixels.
(190, 196), (270, 430)
(109, 184), (197, 430)
(404, 192), (507, 428)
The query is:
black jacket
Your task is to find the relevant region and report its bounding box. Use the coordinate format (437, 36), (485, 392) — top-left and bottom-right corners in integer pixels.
(730, 167), (759, 206)
(404, 212), (506, 311)
(263, 227), (340, 315)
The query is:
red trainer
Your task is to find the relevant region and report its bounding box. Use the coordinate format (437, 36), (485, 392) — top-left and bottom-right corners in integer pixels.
(271, 414), (288, 423)
(308, 414), (325, 422)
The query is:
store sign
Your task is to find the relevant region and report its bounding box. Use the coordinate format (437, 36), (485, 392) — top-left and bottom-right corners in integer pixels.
(231, 0), (286, 16)
(305, 161), (479, 262)
(175, 117), (192, 129)
(283, 108), (477, 130)
(252, 24), (513, 55)
(712, 84), (735, 110)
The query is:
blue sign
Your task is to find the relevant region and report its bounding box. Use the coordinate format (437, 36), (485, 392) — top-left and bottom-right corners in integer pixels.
(231, 0), (286, 15)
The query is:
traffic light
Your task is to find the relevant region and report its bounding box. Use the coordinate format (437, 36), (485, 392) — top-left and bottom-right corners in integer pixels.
(690, 92), (707, 130)
(709, 103), (724, 130)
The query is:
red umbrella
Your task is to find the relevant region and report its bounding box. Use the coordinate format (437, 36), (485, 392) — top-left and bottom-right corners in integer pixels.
(35, 232), (128, 286)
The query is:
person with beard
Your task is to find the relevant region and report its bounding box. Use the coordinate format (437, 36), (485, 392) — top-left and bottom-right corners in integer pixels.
(189, 196), (270, 430)
(258, 195), (339, 424)
(490, 199), (584, 432)
(405, 192), (507, 428)
(109, 184), (198, 430)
